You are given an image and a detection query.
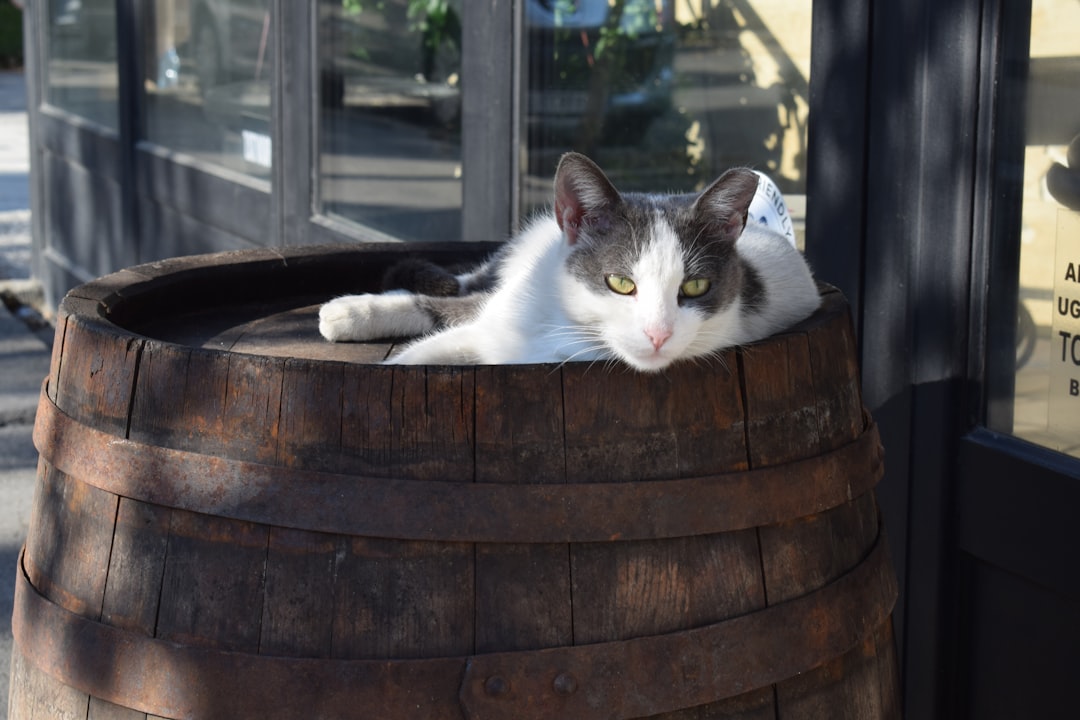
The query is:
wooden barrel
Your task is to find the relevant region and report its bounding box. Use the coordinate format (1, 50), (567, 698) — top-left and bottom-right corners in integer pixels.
(9, 244), (900, 720)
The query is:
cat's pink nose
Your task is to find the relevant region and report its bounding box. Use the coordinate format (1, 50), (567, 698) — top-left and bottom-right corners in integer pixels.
(645, 327), (672, 350)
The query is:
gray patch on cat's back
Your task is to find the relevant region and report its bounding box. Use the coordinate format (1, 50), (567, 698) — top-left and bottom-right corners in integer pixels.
(739, 260), (766, 313)
(417, 294), (489, 329)
(382, 258), (462, 296)
(462, 243), (517, 294)
(460, 270), (499, 294)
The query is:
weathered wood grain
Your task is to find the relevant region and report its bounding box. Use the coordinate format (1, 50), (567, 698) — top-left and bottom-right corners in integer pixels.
(474, 364), (566, 484)
(9, 648), (92, 720)
(276, 357), (346, 472)
(331, 536), (474, 660)
(51, 304), (142, 436)
(154, 509), (269, 653)
(89, 498), (171, 720)
(339, 362), (398, 476)
(806, 289), (864, 448)
(100, 498), (170, 635)
(474, 365), (573, 654)
(260, 527), (337, 658)
(23, 464), (116, 620)
(389, 365), (475, 482)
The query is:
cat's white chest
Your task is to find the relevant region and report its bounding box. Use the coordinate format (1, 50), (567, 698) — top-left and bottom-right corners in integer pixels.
(469, 221), (585, 363)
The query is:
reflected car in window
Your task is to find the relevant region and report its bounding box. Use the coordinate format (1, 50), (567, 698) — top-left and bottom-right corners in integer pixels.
(189, 0), (272, 94)
(525, 0), (677, 141)
(183, 0), (676, 137)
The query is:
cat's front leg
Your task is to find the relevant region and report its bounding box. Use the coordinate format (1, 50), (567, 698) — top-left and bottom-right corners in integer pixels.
(387, 325), (485, 365)
(319, 293), (436, 342)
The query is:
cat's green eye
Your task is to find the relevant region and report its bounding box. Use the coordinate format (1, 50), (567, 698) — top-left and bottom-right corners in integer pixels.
(605, 274), (637, 295)
(680, 278), (711, 298)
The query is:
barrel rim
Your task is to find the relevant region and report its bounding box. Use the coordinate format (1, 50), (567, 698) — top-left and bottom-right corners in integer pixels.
(55, 243), (851, 372)
(61, 243), (497, 335)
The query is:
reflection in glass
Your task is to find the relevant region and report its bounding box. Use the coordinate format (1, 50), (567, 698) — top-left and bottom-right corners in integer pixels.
(45, 0), (119, 128)
(996, 0), (1080, 457)
(521, 0), (811, 246)
(144, 0), (273, 178)
(317, 0), (463, 242)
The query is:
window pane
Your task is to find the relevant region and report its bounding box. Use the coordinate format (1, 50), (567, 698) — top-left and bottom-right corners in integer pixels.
(144, 0), (273, 178)
(521, 0), (811, 245)
(45, 0), (119, 128)
(317, 0), (463, 242)
(991, 0), (1080, 457)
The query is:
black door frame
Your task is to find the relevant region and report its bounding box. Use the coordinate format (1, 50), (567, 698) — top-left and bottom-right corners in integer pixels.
(810, 0), (1080, 716)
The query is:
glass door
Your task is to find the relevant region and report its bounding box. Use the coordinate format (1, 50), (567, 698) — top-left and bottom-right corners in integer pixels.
(986, 0), (1080, 456)
(957, 0), (1080, 716)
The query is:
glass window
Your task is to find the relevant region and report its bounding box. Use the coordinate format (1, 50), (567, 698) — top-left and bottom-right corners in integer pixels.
(316, 0), (463, 242)
(143, 0), (273, 178)
(44, 0), (119, 129)
(991, 0), (1080, 457)
(520, 0), (811, 247)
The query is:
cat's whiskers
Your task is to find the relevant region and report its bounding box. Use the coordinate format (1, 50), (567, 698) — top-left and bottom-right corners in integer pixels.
(687, 348), (734, 372)
(684, 329), (746, 365)
(557, 346), (611, 371)
(540, 323), (611, 367)
(544, 330), (602, 349)
(542, 323), (603, 341)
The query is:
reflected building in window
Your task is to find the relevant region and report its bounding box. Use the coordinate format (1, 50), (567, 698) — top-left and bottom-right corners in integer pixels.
(144, 0), (274, 178)
(520, 0), (811, 246)
(45, 0), (119, 128)
(317, 0), (464, 242)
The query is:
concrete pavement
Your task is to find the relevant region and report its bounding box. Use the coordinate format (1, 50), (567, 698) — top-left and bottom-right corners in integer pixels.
(0, 68), (51, 719)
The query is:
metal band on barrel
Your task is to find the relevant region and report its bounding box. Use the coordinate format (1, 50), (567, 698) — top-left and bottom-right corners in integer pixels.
(33, 382), (883, 544)
(12, 531), (896, 720)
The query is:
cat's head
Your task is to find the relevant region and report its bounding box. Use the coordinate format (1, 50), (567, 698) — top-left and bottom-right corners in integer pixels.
(553, 152), (759, 372)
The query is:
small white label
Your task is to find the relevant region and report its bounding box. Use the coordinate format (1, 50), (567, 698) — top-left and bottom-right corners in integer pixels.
(241, 130), (272, 168)
(749, 172), (796, 246)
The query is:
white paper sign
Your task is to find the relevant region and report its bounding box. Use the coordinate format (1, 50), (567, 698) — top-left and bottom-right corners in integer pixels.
(1048, 210), (1080, 434)
(242, 130), (272, 168)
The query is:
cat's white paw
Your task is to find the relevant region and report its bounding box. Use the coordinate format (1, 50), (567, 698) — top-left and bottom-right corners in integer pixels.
(319, 295), (383, 342)
(320, 293), (437, 342)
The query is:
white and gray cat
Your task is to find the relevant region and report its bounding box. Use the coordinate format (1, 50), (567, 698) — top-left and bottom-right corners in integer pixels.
(319, 152), (821, 372)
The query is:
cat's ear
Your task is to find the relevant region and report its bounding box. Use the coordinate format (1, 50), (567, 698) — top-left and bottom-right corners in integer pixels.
(553, 152), (621, 245)
(693, 168), (760, 243)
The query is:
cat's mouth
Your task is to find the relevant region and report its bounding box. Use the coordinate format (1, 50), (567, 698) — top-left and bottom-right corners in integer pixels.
(621, 346), (678, 373)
